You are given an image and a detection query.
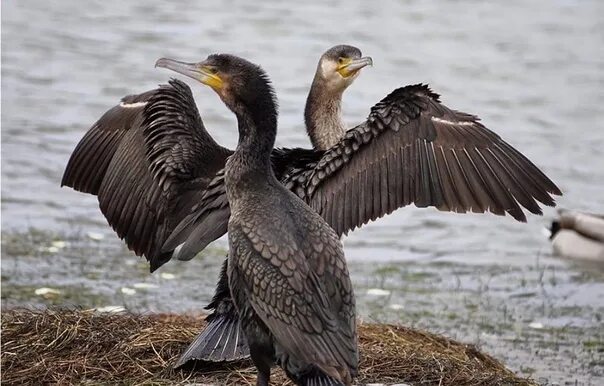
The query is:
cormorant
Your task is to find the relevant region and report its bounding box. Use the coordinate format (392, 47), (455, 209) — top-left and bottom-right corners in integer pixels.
(163, 53), (358, 386)
(61, 45), (370, 273)
(62, 45), (561, 365)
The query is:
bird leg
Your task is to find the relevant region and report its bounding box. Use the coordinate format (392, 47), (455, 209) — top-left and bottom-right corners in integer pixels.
(256, 368), (270, 386)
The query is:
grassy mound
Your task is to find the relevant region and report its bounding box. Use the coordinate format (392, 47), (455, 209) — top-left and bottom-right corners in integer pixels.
(1, 308), (535, 385)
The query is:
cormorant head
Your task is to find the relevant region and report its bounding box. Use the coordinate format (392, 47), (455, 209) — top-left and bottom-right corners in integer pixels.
(156, 54), (276, 119)
(315, 45), (373, 92)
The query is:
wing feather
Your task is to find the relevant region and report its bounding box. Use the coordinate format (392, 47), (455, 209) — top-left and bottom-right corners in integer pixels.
(61, 90), (155, 194)
(298, 84), (561, 235)
(63, 79), (232, 271)
(161, 84), (562, 261)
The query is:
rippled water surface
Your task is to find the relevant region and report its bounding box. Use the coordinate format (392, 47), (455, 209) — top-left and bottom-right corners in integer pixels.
(2, 0), (604, 384)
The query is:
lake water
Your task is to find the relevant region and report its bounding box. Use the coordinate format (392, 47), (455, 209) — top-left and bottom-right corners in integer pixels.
(2, 0), (604, 384)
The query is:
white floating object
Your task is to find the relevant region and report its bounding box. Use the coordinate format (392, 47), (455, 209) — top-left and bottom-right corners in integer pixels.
(121, 287), (136, 295)
(95, 306), (126, 313)
(366, 288), (391, 296)
(529, 322), (544, 329)
(87, 232), (105, 241)
(51, 240), (68, 249)
(389, 304), (404, 310)
(133, 283), (158, 289)
(34, 287), (62, 296)
(160, 272), (176, 280)
(41, 246), (60, 253)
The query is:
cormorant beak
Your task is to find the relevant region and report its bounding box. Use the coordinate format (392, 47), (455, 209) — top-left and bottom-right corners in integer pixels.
(155, 58), (223, 90)
(337, 56), (373, 78)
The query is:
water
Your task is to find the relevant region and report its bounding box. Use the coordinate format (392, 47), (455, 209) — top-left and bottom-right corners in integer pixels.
(2, 0), (604, 384)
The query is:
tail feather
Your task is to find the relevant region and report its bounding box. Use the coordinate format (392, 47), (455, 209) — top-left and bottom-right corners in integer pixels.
(302, 373), (345, 386)
(174, 311), (249, 368)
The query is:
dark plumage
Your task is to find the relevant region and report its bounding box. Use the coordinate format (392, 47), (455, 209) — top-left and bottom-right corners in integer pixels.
(61, 81), (232, 271)
(191, 53), (358, 386)
(62, 45), (561, 366)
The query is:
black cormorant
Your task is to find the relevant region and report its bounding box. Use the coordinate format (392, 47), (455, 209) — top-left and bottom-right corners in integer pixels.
(166, 53), (358, 386)
(62, 45), (561, 365)
(61, 45), (370, 273)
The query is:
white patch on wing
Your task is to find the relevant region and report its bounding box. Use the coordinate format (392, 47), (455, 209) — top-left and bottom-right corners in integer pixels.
(432, 116), (474, 126)
(119, 101), (148, 108)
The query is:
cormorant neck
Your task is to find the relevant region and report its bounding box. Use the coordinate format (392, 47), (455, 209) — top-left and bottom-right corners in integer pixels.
(236, 112), (276, 166)
(227, 98), (277, 185)
(304, 75), (346, 151)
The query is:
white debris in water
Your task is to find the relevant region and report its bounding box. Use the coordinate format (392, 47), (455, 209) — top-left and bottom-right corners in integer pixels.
(366, 288), (391, 296)
(40, 240), (69, 253)
(388, 304), (404, 310)
(87, 232), (105, 241)
(133, 283), (158, 289)
(40, 246), (60, 253)
(95, 306), (126, 313)
(160, 272), (176, 280)
(34, 287), (61, 297)
(121, 287), (136, 295)
(529, 321), (544, 329)
(51, 240), (68, 249)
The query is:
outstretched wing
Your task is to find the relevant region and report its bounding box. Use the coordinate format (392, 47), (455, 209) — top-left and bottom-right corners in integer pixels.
(162, 148), (323, 261)
(163, 169), (231, 261)
(62, 79), (232, 271)
(61, 89), (156, 194)
(291, 84), (562, 236)
(163, 84), (562, 260)
(229, 204), (357, 380)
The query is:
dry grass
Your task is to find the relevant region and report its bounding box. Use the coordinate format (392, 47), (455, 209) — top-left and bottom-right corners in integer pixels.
(1, 308), (536, 385)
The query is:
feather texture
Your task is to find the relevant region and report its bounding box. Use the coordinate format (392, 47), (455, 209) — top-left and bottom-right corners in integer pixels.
(62, 79), (232, 271)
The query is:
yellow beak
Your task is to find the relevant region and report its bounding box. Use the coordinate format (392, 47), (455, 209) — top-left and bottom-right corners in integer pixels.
(337, 56), (373, 78)
(155, 58), (223, 90)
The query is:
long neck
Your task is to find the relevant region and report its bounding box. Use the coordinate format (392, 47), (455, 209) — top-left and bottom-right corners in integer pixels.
(236, 112), (276, 169)
(304, 75), (346, 151)
(226, 100), (277, 193)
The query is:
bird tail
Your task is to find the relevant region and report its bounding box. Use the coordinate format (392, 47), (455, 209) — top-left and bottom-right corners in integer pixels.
(174, 260), (249, 368)
(301, 373), (345, 386)
(174, 308), (249, 367)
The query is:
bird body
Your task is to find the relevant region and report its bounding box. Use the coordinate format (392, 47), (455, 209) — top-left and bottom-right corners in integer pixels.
(227, 190), (357, 385)
(189, 53), (357, 386)
(550, 210), (604, 262)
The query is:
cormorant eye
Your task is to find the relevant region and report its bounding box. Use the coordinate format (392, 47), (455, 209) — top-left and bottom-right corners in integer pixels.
(338, 57), (345, 64)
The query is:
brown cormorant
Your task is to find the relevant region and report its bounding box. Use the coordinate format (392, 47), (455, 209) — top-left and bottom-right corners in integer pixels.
(165, 53), (358, 386)
(61, 45), (561, 365)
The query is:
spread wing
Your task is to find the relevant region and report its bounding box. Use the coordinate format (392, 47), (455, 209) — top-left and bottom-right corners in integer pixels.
(163, 169), (231, 261)
(62, 79), (232, 271)
(229, 206), (357, 379)
(163, 84), (562, 260)
(162, 148), (323, 260)
(293, 84), (562, 236)
(61, 89), (156, 194)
